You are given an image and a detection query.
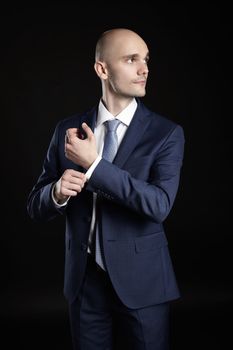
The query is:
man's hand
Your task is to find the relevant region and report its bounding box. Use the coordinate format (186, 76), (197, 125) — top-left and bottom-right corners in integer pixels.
(65, 123), (98, 169)
(54, 169), (86, 204)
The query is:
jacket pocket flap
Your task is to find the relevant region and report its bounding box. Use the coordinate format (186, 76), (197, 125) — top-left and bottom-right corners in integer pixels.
(135, 232), (168, 253)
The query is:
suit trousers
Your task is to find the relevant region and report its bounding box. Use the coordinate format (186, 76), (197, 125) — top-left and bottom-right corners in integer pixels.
(68, 254), (170, 350)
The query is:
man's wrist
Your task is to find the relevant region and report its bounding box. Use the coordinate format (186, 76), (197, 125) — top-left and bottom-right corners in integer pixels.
(85, 156), (102, 180)
(52, 183), (70, 207)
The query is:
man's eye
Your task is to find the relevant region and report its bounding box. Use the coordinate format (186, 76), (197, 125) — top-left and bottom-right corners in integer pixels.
(127, 58), (134, 63)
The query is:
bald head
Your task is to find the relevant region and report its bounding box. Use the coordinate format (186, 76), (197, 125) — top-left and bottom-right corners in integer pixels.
(95, 28), (148, 62)
(94, 28), (149, 103)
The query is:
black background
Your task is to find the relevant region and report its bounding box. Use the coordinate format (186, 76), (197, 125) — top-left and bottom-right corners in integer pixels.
(1, 2), (232, 349)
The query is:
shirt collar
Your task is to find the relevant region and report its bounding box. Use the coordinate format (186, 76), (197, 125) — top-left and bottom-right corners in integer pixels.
(96, 98), (137, 127)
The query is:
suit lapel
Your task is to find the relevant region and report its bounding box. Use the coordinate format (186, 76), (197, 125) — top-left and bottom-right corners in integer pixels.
(79, 105), (98, 132)
(114, 102), (152, 168)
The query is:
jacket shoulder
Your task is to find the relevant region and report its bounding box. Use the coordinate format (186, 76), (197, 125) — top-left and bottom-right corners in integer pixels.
(141, 101), (183, 136)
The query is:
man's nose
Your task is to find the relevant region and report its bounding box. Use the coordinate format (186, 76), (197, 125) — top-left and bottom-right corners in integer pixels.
(138, 61), (149, 75)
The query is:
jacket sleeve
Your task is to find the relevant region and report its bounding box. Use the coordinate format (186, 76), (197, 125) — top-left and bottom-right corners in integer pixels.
(27, 122), (66, 222)
(86, 125), (185, 223)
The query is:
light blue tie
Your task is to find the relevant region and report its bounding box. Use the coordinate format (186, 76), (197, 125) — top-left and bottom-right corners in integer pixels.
(95, 119), (121, 269)
(102, 119), (121, 162)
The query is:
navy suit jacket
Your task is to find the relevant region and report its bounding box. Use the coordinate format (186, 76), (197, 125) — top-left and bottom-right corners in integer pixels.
(27, 99), (185, 309)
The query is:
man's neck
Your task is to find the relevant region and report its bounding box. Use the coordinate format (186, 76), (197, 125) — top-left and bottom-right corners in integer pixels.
(101, 96), (134, 117)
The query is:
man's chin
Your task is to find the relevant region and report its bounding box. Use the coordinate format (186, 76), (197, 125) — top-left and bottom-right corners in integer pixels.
(122, 88), (146, 98)
(135, 90), (146, 97)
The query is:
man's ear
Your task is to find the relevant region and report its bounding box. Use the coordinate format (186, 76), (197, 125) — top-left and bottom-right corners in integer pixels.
(94, 61), (108, 80)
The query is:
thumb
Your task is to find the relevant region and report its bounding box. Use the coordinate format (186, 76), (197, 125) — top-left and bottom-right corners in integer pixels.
(82, 123), (94, 139)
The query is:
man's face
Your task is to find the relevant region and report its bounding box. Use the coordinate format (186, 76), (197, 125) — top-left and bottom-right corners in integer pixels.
(104, 34), (149, 99)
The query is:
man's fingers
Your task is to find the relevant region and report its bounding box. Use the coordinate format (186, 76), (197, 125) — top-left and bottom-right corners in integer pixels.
(82, 123), (94, 139)
(63, 182), (84, 194)
(58, 170), (86, 198)
(66, 128), (78, 143)
(66, 128), (78, 135)
(64, 169), (86, 180)
(62, 170), (86, 188)
(66, 124), (94, 143)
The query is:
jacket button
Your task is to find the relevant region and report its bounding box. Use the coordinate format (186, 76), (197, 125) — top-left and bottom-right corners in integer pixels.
(81, 243), (88, 251)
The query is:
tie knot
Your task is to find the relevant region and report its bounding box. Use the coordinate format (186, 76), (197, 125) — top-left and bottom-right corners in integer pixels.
(105, 119), (121, 132)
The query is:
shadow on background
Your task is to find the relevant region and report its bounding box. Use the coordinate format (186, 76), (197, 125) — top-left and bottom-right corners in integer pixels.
(1, 2), (232, 349)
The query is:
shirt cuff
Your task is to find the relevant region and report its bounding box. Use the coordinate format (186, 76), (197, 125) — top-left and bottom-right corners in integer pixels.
(51, 183), (70, 207)
(85, 156), (102, 180)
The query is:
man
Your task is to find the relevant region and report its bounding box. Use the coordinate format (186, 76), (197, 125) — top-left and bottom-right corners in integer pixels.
(27, 28), (185, 350)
